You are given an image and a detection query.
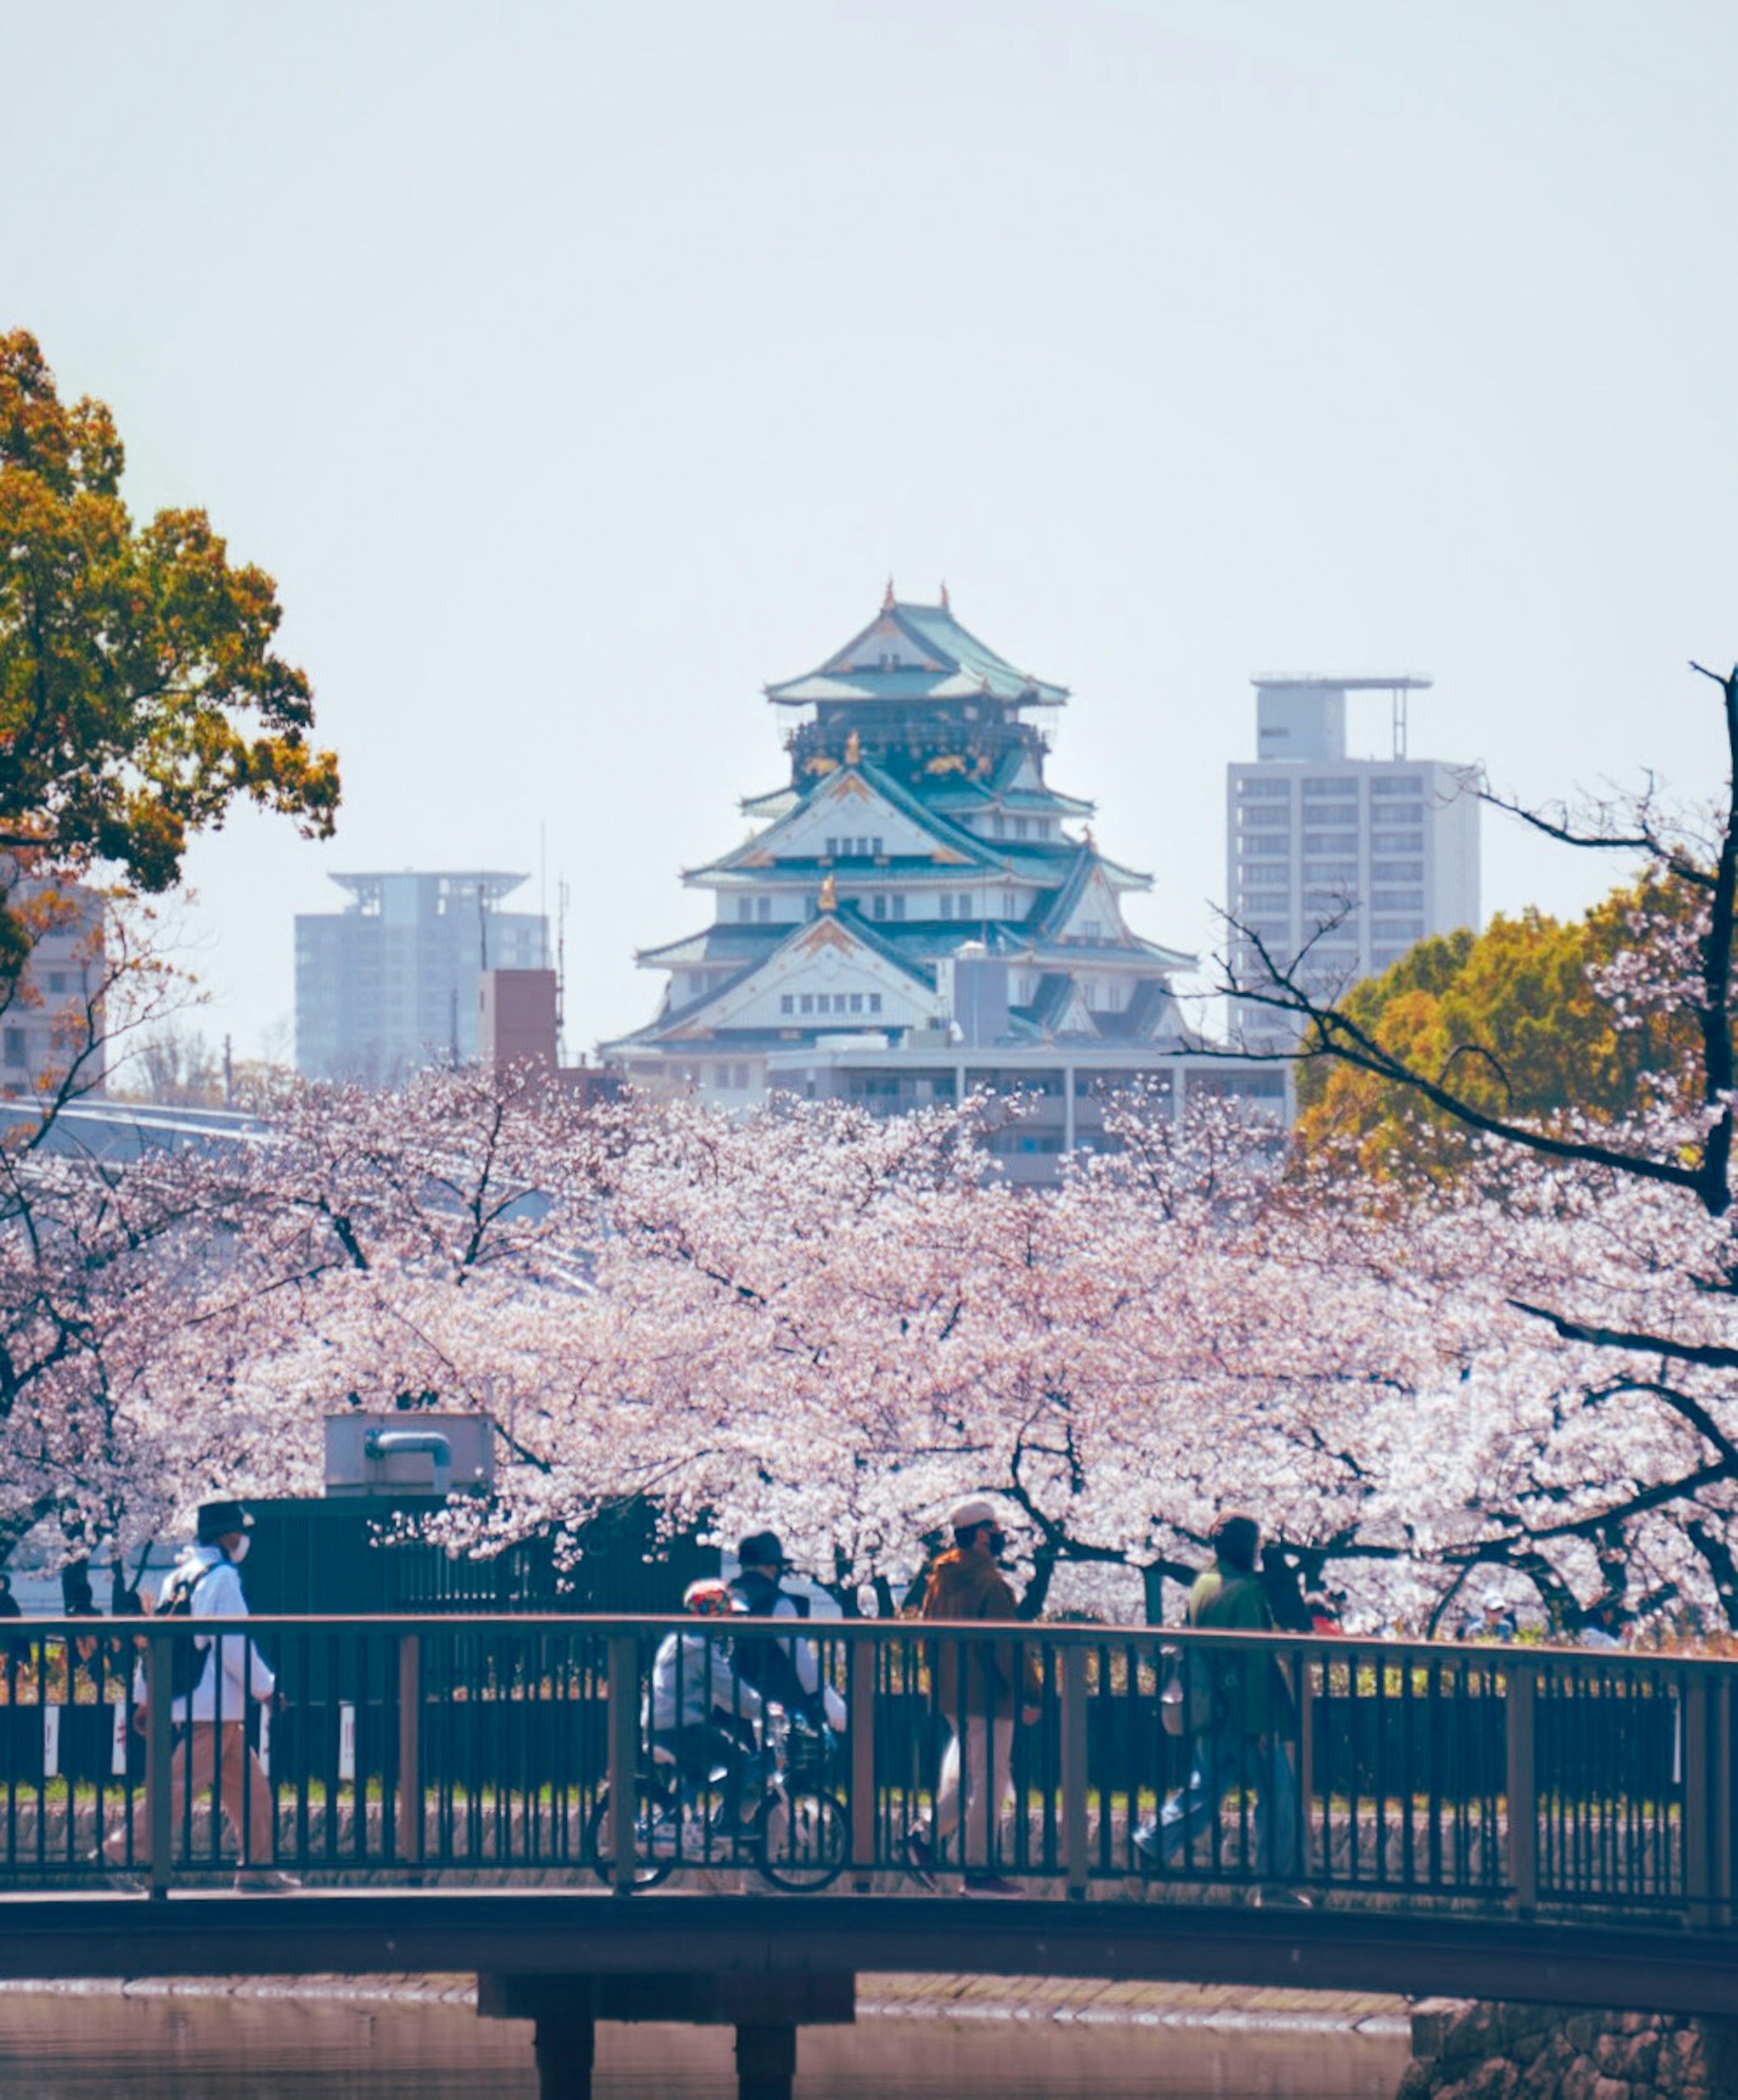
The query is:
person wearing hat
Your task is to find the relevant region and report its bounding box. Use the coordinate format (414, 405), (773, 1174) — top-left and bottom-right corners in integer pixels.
(104, 1498), (296, 1893)
(902, 1497), (1040, 1899)
(727, 1531), (836, 1731)
(1457, 1589), (1518, 1642)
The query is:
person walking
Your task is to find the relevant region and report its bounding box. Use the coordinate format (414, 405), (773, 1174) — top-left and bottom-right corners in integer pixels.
(104, 1499), (294, 1892)
(1133, 1512), (1306, 1906)
(902, 1497), (1039, 1899)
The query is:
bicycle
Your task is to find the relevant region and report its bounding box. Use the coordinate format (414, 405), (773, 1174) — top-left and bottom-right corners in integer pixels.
(587, 1707), (848, 1892)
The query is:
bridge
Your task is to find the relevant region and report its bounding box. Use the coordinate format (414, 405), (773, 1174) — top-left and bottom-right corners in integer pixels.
(1, 1614), (1734, 2096)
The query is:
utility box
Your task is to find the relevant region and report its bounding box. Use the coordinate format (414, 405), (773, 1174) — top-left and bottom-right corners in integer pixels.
(323, 1413), (495, 1498)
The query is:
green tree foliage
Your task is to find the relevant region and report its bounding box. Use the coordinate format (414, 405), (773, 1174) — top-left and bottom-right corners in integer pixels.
(1294, 875), (1700, 1178)
(0, 329), (339, 992)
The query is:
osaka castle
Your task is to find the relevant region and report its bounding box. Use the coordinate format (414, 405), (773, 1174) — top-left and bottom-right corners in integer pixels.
(603, 586), (1283, 1175)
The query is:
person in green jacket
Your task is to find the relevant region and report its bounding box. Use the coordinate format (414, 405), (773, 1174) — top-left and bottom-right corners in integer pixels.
(1133, 1512), (1305, 1903)
(902, 1497), (1041, 1898)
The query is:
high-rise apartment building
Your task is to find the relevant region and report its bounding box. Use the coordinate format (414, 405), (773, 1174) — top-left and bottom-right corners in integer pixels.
(296, 871), (548, 1084)
(0, 874), (106, 1099)
(1225, 677), (1480, 1043)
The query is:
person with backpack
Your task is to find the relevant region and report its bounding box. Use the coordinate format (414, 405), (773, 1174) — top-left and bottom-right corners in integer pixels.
(901, 1497), (1041, 1899)
(101, 1499), (295, 1893)
(727, 1531), (836, 1728)
(1132, 1512), (1306, 1905)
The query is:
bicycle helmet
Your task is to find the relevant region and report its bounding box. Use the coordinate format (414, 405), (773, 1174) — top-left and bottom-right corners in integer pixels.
(683, 1577), (734, 1616)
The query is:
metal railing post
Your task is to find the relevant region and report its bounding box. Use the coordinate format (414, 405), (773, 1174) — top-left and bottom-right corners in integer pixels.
(1060, 1643), (1089, 1900)
(1298, 1641), (1317, 1884)
(849, 1635), (876, 1892)
(145, 1630), (172, 1900)
(606, 1633), (640, 1894)
(397, 1632), (422, 1871)
(1686, 1673), (1712, 1929)
(1716, 1671), (1735, 1929)
(1504, 1659), (1537, 1916)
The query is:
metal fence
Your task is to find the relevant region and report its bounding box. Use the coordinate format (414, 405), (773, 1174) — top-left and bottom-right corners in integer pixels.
(1, 1615), (1731, 1923)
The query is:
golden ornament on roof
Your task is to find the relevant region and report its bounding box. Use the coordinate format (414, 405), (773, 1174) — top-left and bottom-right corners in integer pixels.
(845, 729), (861, 766)
(818, 873), (838, 913)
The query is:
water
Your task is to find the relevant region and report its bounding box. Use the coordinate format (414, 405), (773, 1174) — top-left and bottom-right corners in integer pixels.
(0, 1985), (1411, 2097)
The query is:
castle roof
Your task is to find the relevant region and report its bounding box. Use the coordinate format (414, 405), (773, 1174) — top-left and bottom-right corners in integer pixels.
(765, 593), (1068, 709)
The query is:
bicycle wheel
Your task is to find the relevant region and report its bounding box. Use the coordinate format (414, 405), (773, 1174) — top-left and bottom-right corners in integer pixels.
(755, 1788), (847, 1892)
(586, 1780), (677, 1890)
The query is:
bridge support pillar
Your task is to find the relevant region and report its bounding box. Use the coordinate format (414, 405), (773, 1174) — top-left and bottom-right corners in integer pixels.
(531, 2010), (595, 2100)
(479, 1969), (853, 2100)
(734, 2019), (797, 2100)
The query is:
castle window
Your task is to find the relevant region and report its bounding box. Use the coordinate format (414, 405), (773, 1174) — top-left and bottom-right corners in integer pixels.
(869, 994), (882, 1014)
(941, 895), (954, 919)
(850, 993), (863, 1013)
(872, 895), (888, 920)
(1014, 817), (1029, 839)
(891, 895), (907, 921)
(800, 995), (814, 1014)
(824, 836), (838, 857)
(993, 816), (1006, 837)
(757, 897), (771, 921)
(958, 892), (972, 916)
(871, 837), (883, 856)
(737, 899), (752, 922)
(780, 995), (793, 1014)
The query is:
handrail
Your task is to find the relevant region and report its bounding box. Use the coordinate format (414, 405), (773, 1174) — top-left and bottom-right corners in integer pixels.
(1, 1613), (1729, 1925)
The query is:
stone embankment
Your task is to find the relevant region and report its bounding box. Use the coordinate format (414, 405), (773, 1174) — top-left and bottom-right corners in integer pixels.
(1400, 1999), (1738, 2100)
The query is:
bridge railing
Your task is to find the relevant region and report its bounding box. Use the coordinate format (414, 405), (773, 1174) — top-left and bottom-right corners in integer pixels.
(1, 1614), (1731, 1922)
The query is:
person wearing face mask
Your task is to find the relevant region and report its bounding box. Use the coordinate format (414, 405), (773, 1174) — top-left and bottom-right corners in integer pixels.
(104, 1499), (294, 1892)
(902, 1497), (1040, 1898)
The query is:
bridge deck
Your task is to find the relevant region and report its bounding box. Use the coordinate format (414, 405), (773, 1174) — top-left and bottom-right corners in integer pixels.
(0, 1890), (1734, 2020)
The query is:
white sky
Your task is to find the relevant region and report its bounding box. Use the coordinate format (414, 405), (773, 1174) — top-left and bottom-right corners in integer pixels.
(5, 0), (1737, 1061)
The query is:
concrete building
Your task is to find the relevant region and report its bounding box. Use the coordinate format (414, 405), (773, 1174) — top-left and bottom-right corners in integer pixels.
(603, 586), (1283, 1177)
(1225, 676), (1481, 1043)
(296, 871), (548, 1084)
(0, 873), (106, 1100)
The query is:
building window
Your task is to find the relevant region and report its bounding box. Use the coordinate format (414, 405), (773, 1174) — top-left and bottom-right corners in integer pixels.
(823, 836), (837, 858)
(940, 895), (953, 919)
(1082, 918), (1101, 940)
(737, 898), (752, 922)
(872, 895), (888, 921)
(2, 1028), (24, 1067)
(781, 995), (793, 1014)
(957, 892), (971, 916)
(733, 1063), (749, 1089)
(715, 1064), (732, 1088)
(757, 897), (771, 921)
(891, 895), (906, 921)
(47, 972), (67, 994)
(869, 993), (882, 1014)
(1014, 817), (1029, 839)
(800, 994), (814, 1014)
(993, 816), (1006, 837)
(850, 992), (863, 1013)
(1003, 891), (1018, 917)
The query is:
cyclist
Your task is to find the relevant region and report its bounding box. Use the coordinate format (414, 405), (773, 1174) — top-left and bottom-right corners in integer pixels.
(645, 1576), (765, 1826)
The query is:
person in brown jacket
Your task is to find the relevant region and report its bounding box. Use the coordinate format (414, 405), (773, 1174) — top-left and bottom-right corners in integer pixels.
(902, 1497), (1040, 1897)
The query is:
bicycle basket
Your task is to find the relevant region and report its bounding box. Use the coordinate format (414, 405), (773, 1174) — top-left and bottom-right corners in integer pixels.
(783, 1719), (833, 1793)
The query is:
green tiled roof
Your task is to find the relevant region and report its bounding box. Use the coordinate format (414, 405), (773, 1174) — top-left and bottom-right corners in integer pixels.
(766, 598), (1068, 708)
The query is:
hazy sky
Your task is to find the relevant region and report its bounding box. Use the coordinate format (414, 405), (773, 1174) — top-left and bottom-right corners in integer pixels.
(6, 0), (1737, 1062)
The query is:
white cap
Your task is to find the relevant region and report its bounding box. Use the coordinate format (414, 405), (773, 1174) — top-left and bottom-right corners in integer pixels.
(949, 1497), (999, 1531)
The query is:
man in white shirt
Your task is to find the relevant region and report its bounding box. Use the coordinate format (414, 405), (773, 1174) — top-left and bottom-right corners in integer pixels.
(105, 1498), (295, 1892)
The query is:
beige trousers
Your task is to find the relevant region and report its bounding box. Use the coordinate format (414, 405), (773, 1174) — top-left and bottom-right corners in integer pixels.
(118, 1720), (275, 1867)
